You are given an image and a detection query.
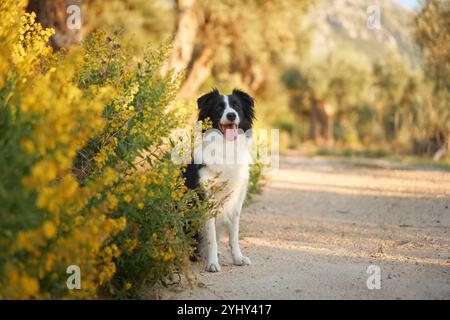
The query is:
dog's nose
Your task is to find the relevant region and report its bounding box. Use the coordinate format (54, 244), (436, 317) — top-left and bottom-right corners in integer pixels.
(226, 112), (236, 121)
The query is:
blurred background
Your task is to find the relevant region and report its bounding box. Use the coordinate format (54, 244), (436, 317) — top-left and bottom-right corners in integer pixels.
(27, 0), (449, 162)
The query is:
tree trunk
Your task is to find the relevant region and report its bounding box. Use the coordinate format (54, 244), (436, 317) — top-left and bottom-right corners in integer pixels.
(27, 0), (82, 49)
(309, 98), (320, 143)
(309, 97), (331, 145)
(177, 45), (216, 99)
(163, 0), (199, 76)
(325, 114), (334, 147)
(323, 102), (335, 147)
(165, 0), (219, 100)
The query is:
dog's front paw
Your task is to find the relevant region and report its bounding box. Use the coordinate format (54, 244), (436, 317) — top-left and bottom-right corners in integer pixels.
(205, 261), (221, 272)
(233, 255), (251, 266)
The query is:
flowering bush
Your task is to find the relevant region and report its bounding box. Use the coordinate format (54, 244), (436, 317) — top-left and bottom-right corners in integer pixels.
(0, 1), (217, 299)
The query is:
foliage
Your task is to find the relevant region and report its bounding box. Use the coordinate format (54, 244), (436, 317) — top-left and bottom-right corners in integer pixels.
(28, 0), (447, 159)
(0, 1), (217, 299)
(415, 0), (450, 92)
(413, 0), (450, 155)
(245, 162), (265, 205)
(281, 40), (448, 157)
(83, 0), (174, 56)
(0, 2), (119, 298)
(196, 0), (312, 96)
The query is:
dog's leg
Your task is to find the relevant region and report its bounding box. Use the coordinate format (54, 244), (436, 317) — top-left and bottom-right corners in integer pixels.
(228, 213), (251, 266)
(205, 217), (221, 272)
(215, 223), (226, 258)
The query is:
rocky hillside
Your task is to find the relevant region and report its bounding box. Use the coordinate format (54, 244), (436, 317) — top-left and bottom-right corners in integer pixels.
(306, 0), (421, 67)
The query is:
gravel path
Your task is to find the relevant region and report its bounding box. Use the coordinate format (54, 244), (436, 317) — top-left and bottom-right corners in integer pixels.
(161, 156), (450, 299)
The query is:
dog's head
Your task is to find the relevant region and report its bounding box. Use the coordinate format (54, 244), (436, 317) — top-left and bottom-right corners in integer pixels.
(197, 88), (255, 140)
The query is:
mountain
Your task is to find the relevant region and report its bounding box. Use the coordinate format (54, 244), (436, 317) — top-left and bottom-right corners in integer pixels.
(306, 0), (421, 68)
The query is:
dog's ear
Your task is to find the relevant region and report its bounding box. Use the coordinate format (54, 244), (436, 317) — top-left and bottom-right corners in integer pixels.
(197, 88), (220, 109)
(232, 88), (254, 110)
(233, 88), (255, 124)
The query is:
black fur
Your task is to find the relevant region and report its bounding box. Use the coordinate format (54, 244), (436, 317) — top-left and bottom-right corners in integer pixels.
(183, 163), (204, 190)
(185, 88), (255, 189)
(231, 88), (255, 131)
(183, 163), (205, 261)
(196, 88), (255, 133)
(183, 88), (255, 261)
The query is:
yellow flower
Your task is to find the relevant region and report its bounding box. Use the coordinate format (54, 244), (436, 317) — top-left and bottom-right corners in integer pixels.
(163, 249), (174, 262)
(20, 139), (34, 154)
(107, 192), (118, 210)
(202, 117), (213, 130)
(42, 220), (57, 239)
(116, 216), (127, 231)
(74, 216), (84, 226)
(21, 274), (39, 297)
(111, 244), (121, 258)
(125, 239), (137, 252)
(123, 194), (132, 204)
(15, 232), (34, 252)
(103, 167), (118, 186)
(124, 282), (132, 290)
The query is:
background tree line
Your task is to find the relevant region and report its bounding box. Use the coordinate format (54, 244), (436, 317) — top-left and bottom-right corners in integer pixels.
(27, 0), (449, 160)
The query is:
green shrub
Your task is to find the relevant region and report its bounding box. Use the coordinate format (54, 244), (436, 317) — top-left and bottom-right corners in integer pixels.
(0, 1), (219, 299)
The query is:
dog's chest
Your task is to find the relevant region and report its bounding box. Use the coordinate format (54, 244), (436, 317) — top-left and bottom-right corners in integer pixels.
(199, 163), (249, 221)
(199, 163), (249, 192)
(196, 135), (252, 192)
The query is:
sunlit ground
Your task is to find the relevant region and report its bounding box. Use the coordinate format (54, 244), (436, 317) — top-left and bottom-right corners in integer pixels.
(161, 154), (450, 299)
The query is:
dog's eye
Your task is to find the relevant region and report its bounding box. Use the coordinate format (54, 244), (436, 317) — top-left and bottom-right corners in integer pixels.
(232, 102), (240, 108)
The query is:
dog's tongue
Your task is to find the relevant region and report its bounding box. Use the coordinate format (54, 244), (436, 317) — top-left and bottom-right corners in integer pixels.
(223, 125), (238, 141)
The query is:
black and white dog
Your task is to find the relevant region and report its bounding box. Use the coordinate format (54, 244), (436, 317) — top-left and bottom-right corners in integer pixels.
(184, 88), (255, 272)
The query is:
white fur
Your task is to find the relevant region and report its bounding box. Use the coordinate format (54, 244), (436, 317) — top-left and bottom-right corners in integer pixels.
(220, 95), (240, 125)
(197, 95), (252, 272)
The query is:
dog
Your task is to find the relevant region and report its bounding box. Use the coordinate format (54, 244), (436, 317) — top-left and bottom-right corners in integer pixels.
(184, 88), (255, 272)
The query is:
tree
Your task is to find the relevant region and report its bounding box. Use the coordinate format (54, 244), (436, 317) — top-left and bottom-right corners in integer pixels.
(167, 0), (311, 99)
(414, 0), (450, 157)
(28, 0), (312, 100)
(372, 53), (412, 139)
(27, 0), (82, 49)
(282, 67), (335, 145)
(415, 0), (450, 92)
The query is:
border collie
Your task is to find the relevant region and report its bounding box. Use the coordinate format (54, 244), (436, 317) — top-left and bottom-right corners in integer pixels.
(184, 88), (255, 272)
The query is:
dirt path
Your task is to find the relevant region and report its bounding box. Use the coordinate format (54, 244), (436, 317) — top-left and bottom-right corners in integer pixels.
(161, 155), (450, 299)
